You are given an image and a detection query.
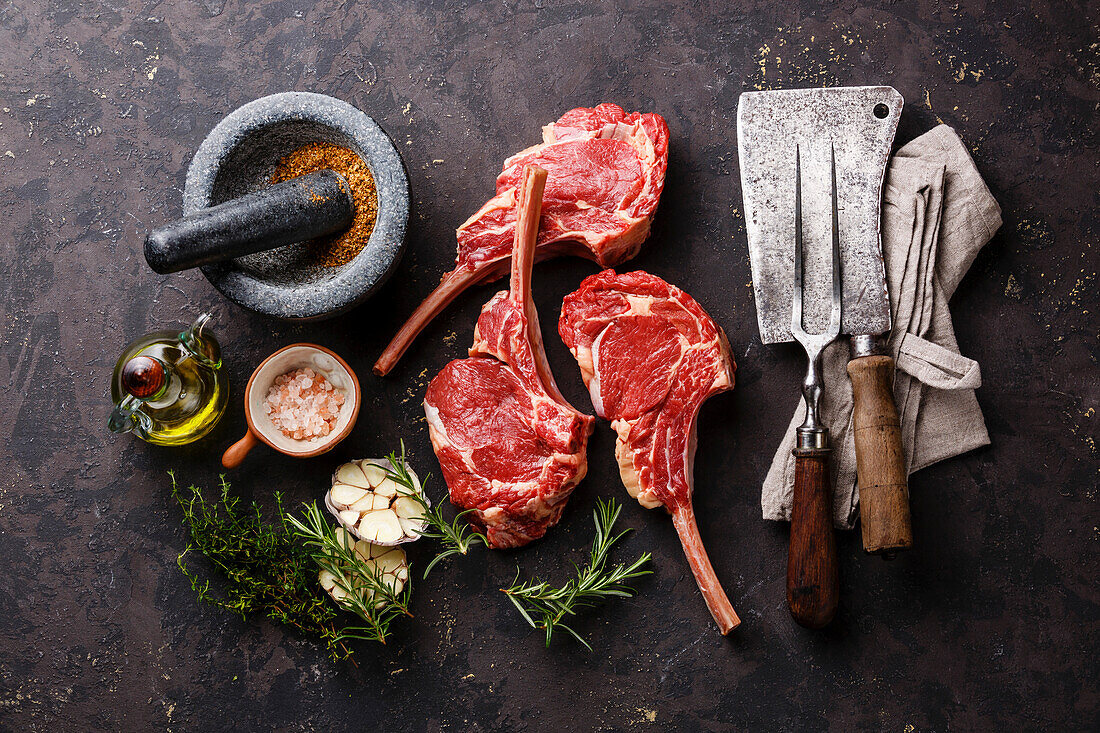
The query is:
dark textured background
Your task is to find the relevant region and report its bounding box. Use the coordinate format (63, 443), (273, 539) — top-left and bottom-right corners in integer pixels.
(1, 1), (1097, 730)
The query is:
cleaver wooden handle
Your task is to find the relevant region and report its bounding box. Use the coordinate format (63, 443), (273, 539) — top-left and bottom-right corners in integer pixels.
(787, 447), (839, 629)
(848, 354), (914, 555)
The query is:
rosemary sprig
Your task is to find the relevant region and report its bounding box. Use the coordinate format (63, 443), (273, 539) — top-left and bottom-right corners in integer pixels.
(285, 502), (412, 645)
(381, 442), (487, 578)
(169, 472), (354, 661)
(502, 498), (652, 651)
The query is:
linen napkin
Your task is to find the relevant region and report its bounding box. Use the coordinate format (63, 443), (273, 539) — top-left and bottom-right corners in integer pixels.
(761, 125), (1002, 528)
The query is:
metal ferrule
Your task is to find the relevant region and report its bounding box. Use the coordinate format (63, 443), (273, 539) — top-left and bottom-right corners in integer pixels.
(850, 333), (888, 359)
(797, 427), (829, 450)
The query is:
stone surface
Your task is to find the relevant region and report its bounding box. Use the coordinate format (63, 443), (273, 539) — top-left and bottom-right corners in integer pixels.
(0, 1), (1096, 730)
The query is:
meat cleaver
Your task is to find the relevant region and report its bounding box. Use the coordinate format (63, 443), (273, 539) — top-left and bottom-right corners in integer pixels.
(737, 86), (914, 556)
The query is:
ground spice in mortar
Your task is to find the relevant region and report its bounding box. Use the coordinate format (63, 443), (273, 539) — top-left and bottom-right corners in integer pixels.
(271, 142), (378, 267)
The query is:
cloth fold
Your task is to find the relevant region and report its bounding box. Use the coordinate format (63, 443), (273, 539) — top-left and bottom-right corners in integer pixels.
(761, 125), (1002, 529)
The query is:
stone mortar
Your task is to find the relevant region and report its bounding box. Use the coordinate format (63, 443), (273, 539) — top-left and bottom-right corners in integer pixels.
(184, 92), (409, 320)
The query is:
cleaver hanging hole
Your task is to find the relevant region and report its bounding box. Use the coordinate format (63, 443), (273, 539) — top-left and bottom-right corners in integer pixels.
(873, 103), (890, 119)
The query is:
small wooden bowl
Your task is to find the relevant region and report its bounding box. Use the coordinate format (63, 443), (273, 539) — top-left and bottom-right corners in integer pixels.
(221, 343), (361, 469)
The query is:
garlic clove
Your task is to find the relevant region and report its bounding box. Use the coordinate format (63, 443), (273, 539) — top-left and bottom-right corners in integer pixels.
(370, 494), (392, 511)
(374, 548), (405, 574)
(335, 462), (370, 488)
(392, 496), (423, 520)
(373, 478), (399, 499)
(330, 482), (370, 507)
(318, 569), (338, 591)
(393, 497), (427, 538)
(338, 509), (360, 526)
(334, 527), (355, 551)
(349, 493), (376, 513)
(361, 462), (387, 487)
(358, 510), (404, 545)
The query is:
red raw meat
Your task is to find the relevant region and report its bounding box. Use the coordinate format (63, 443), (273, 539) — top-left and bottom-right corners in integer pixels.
(374, 103), (670, 375)
(559, 270), (740, 633)
(423, 167), (595, 549)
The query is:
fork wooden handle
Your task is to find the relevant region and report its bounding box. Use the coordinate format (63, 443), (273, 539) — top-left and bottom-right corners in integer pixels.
(848, 354), (913, 555)
(787, 447), (839, 629)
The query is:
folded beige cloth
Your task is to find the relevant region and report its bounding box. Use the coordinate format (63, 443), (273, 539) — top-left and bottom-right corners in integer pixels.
(762, 125), (1002, 528)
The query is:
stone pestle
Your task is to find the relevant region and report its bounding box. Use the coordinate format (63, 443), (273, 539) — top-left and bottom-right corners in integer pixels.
(144, 168), (354, 274)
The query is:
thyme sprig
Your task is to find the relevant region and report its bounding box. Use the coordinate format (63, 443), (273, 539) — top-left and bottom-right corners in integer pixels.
(286, 503), (412, 645)
(169, 472), (354, 661)
(502, 498), (652, 651)
(381, 442), (487, 578)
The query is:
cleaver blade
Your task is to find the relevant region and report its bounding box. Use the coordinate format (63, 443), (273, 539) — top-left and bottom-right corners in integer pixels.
(737, 86), (902, 345)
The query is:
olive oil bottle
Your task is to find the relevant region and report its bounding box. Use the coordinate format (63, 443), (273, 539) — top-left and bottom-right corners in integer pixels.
(108, 313), (229, 445)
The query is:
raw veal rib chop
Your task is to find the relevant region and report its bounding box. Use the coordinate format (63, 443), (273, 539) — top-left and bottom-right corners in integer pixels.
(559, 270), (740, 633)
(423, 166), (595, 549)
(374, 103), (670, 375)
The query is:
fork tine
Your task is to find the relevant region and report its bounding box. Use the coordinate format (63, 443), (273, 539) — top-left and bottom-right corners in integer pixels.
(828, 143), (842, 337)
(791, 143), (805, 338)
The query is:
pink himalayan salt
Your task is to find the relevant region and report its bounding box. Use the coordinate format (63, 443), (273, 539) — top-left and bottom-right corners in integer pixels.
(263, 367), (345, 440)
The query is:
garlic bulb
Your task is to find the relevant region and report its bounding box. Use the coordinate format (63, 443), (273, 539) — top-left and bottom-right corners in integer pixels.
(318, 528), (408, 609)
(325, 458), (428, 545)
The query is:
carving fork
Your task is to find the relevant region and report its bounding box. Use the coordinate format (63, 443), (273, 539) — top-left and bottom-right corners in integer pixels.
(786, 144), (841, 629)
